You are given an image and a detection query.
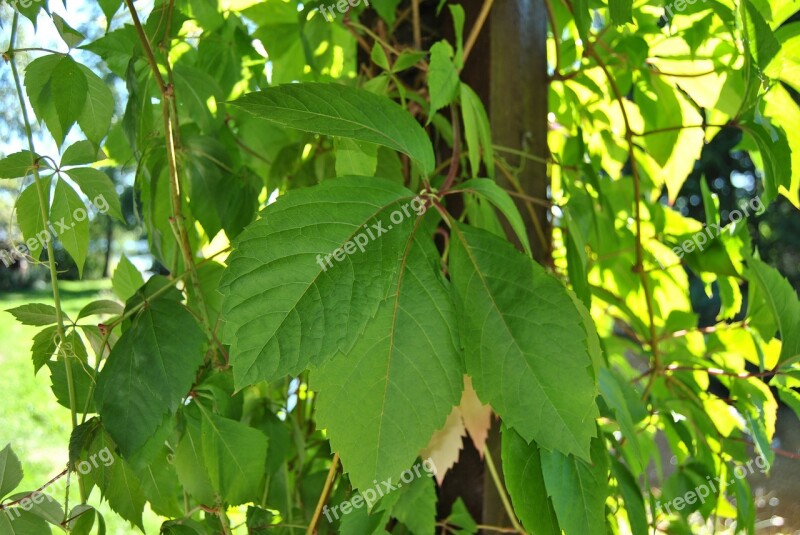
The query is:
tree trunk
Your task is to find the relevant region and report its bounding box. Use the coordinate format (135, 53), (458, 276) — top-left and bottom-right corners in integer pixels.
(439, 0), (550, 530)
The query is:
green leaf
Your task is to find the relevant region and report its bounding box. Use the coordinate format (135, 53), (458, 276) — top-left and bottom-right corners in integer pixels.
(460, 84), (494, 178)
(231, 83), (435, 175)
(222, 179), (459, 491)
(174, 412), (216, 505)
(111, 255), (144, 302)
(98, 0), (122, 28)
(392, 51), (426, 73)
(609, 0), (633, 25)
(371, 0), (402, 25)
(77, 300), (123, 321)
(428, 41), (460, 117)
(599, 368), (643, 473)
(449, 4), (466, 68)
(95, 299), (206, 456)
(25, 55), (67, 145)
(199, 408), (269, 505)
(0, 445), (23, 500)
(449, 222), (598, 459)
(610, 458), (648, 535)
(69, 418), (101, 469)
(0, 508), (52, 534)
(764, 84), (800, 208)
(135, 445), (182, 518)
(31, 325), (59, 374)
(25, 493), (65, 528)
(564, 208), (591, 308)
(747, 257), (800, 365)
(61, 141), (104, 167)
(335, 138), (379, 177)
(501, 427), (560, 535)
(77, 65), (115, 146)
(51, 57), (89, 141)
(65, 167), (123, 221)
(85, 430), (146, 530)
(222, 177), (427, 385)
(52, 14), (85, 48)
(15, 176), (51, 261)
(453, 178), (532, 257)
(540, 435), (609, 535)
(0, 151), (44, 179)
(741, 120), (792, 203)
(445, 498), (477, 534)
(389, 472), (437, 535)
(67, 505), (103, 535)
(744, 0), (781, 71)
(6, 303), (59, 326)
(371, 43), (391, 71)
(50, 179), (90, 276)
(572, 0), (591, 42)
(309, 222), (463, 491)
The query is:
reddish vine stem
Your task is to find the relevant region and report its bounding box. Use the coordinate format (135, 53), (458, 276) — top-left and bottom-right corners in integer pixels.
(0, 468), (68, 510)
(586, 47), (661, 398)
(440, 103), (462, 193)
(123, 0), (213, 345)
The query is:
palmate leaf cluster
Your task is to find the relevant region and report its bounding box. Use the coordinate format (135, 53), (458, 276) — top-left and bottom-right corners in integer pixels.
(1, 0), (799, 534)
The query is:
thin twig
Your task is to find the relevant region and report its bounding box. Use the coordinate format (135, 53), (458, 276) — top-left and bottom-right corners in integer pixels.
(411, 0), (421, 49)
(123, 0), (214, 346)
(441, 103), (462, 192)
(587, 47), (661, 399)
(484, 447), (526, 534)
(463, 0), (495, 65)
(8, 13), (84, 508)
(307, 453), (340, 534)
(0, 469), (68, 510)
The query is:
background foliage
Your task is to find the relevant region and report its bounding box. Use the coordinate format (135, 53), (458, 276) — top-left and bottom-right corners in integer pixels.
(1, 0), (800, 533)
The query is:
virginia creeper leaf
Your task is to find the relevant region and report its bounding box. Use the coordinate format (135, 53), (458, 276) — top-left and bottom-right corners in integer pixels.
(0, 151), (44, 179)
(111, 255), (144, 302)
(220, 177), (431, 387)
(95, 299), (206, 456)
(6, 303), (59, 326)
(65, 167), (123, 222)
(747, 256), (800, 365)
(77, 64), (115, 146)
(0, 445), (23, 500)
(501, 427), (560, 535)
(310, 222), (463, 490)
(50, 179), (90, 276)
(15, 177), (52, 261)
(199, 408), (269, 505)
(428, 41), (460, 117)
(540, 434), (609, 535)
(231, 84), (435, 174)
(453, 178), (531, 256)
(449, 222), (598, 460)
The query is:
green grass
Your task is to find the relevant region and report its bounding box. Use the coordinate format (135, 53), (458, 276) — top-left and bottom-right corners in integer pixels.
(0, 280), (159, 533)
